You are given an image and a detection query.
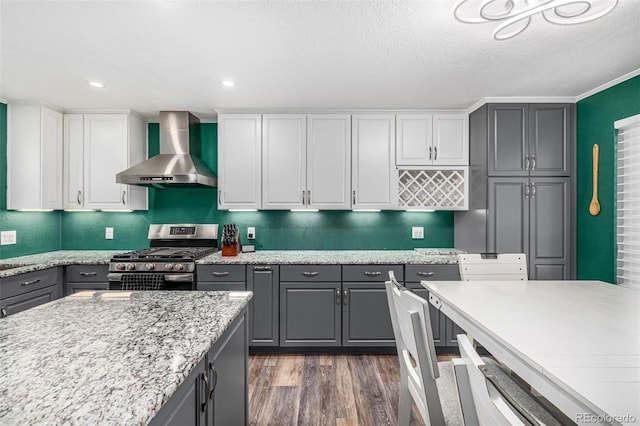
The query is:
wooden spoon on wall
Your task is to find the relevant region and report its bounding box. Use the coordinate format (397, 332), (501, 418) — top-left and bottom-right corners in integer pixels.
(590, 144), (601, 216)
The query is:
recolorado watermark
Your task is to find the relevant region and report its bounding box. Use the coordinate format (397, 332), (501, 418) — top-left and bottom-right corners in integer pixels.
(576, 413), (638, 424)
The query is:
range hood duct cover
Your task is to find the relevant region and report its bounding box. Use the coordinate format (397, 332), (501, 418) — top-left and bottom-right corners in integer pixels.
(116, 111), (217, 188)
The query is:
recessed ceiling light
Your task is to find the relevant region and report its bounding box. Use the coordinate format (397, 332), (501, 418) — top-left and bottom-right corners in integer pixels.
(221, 80), (235, 87)
(89, 81), (104, 88)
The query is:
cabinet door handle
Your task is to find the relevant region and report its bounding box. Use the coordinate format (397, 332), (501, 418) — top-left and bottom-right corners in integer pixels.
(0, 308), (7, 318)
(525, 155), (530, 171)
(352, 190), (356, 205)
(343, 289), (348, 305)
(211, 271), (230, 277)
(254, 266), (272, 272)
(307, 190), (311, 206)
(336, 289), (341, 305)
(121, 190), (126, 205)
(531, 183), (536, 199)
(429, 146), (433, 161)
(302, 272), (319, 277)
(531, 155), (536, 171)
(201, 372), (211, 412)
(417, 271), (435, 277)
(77, 190), (82, 204)
(218, 190), (222, 205)
(524, 184), (530, 199)
(208, 361), (218, 400)
(80, 272), (97, 277)
(364, 271), (382, 277)
(434, 146), (438, 160)
(302, 190), (306, 206)
(21, 279), (40, 287)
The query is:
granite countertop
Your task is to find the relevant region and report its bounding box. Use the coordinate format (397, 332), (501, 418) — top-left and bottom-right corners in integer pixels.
(0, 250), (125, 278)
(197, 248), (465, 265)
(0, 290), (252, 425)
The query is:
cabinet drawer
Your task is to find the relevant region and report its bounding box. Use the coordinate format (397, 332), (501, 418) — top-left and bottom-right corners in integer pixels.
(342, 265), (403, 282)
(65, 282), (109, 296)
(197, 265), (246, 282)
(280, 265), (341, 282)
(1, 285), (58, 318)
(197, 282), (246, 292)
(1, 268), (59, 300)
(66, 265), (108, 282)
(405, 264), (460, 282)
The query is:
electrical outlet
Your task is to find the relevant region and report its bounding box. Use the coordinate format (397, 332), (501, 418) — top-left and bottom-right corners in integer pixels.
(105, 227), (114, 240)
(1, 230), (17, 245)
(412, 227), (424, 239)
(247, 227), (255, 240)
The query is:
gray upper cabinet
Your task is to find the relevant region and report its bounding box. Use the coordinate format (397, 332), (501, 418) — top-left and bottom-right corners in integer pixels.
(456, 102), (575, 279)
(488, 104), (572, 177)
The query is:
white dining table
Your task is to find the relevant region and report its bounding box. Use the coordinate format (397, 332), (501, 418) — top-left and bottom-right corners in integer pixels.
(422, 280), (640, 426)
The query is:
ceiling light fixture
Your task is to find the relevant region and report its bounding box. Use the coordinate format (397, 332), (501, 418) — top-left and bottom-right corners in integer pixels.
(88, 81), (104, 88)
(221, 80), (235, 87)
(453, 0), (619, 40)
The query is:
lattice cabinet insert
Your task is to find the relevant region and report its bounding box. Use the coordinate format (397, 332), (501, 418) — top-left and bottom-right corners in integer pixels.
(397, 167), (469, 210)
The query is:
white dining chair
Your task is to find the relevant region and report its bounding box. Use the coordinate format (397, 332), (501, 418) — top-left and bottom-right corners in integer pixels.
(385, 271), (468, 426)
(457, 253), (528, 281)
(457, 334), (562, 426)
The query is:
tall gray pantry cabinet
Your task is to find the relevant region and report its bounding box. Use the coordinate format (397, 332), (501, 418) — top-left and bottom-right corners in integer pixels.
(455, 103), (575, 279)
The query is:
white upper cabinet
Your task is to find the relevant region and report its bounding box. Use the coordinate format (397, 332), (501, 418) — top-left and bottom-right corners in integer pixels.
(63, 112), (147, 210)
(7, 103), (63, 210)
(396, 113), (468, 166)
(307, 114), (351, 209)
(262, 115), (307, 209)
(218, 114), (262, 210)
(352, 115), (396, 209)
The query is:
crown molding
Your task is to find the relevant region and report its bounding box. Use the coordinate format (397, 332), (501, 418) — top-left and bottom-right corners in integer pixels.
(576, 68), (640, 102)
(465, 96), (576, 114)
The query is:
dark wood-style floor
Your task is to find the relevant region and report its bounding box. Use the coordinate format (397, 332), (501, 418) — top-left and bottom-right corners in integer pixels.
(248, 353), (455, 426)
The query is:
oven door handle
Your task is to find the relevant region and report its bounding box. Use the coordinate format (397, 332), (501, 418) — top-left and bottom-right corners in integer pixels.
(163, 274), (194, 282)
(107, 273), (194, 282)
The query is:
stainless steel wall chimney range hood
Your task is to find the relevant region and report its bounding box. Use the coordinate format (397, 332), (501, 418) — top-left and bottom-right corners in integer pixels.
(116, 111), (217, 188)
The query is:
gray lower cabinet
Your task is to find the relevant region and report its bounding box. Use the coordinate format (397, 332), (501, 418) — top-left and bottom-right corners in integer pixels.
(279, 265), (342, 347)
(341, 264), (403, 347)
(247, 265), (279, 346)
(65, 265), (109, 295)
(279, 264), (402, 348)
(149, 311), (248, 426)
(197, 265), (246, 292)
(488, 177), (571, 279)
(0, 267), (61, 318)
(405, 264), (463, 347)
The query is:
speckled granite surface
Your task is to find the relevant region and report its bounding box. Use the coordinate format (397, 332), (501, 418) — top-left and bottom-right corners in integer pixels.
(0, 250), (122, 278)
(198, 249), (465, 265)
(0, 290), (251, 425)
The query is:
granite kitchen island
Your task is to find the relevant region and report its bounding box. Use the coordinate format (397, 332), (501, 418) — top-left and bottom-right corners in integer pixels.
(0, 290), (251, 425)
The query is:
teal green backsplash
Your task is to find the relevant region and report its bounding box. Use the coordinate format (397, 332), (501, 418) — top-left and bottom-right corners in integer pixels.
(1, 103), (62, 258)
(61, 122), (454, 251)
(576, 75), (640, 283)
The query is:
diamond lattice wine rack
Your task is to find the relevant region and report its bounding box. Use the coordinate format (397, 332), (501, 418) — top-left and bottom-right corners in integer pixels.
(397, 167), (469, 210)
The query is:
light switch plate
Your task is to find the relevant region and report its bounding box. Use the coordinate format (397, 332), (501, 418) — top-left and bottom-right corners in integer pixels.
(247, 227), (255, 240)
(1, 230), (17, 245)
(412, 227), (424, 239)
(105, 227), (114, 240)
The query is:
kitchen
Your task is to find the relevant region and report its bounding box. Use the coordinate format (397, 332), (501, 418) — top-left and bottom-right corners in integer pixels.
(1, 0), (640, 425)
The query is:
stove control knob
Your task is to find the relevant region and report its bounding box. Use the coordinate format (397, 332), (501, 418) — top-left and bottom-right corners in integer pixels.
(145, 263), (155, 271)
(165, 263), (174, 271)
(175, 264), (184, 271)
(116, 263), (126, 271)
(126, 263), (136, 271)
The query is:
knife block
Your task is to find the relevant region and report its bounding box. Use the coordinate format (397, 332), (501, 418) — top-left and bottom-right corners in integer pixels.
(221, 244), (238, 256)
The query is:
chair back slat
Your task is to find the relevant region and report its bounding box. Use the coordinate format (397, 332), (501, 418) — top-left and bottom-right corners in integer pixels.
(458, 253), (528, 281)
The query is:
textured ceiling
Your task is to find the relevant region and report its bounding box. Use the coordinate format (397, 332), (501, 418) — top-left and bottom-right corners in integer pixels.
(1, 0), (639, 119)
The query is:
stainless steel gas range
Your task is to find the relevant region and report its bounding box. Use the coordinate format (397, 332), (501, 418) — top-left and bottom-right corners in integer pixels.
(108, 224), (218, 290)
